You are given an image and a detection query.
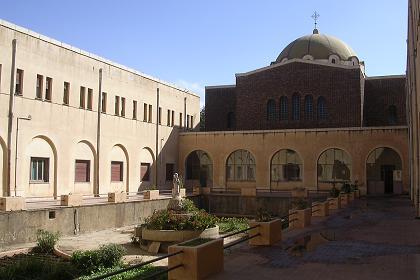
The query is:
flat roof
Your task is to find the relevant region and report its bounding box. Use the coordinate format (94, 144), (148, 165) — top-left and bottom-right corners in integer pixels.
(0, 19), (199, 98)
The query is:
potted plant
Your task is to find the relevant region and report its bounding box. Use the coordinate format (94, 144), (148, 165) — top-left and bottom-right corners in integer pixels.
(289, 198), (311, 229)
(327, 184), (341, 210)
(340, 183), (351, 206)
(249, 208), (282, 246)
(143, 185), (159, 200)
(168, 237), (223, 279)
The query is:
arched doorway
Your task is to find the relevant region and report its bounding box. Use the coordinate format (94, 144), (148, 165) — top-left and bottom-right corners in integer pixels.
(185, 150), (213, 188)
(366, 147), (402, 194)
(72, 141), (96, 195)
(139, 147), (155, 190)
(109, 144), (129, 193)
(317, 148), (351, 190)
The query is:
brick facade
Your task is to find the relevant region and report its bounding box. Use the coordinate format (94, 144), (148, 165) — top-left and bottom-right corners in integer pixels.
(205, 61), (406, 131)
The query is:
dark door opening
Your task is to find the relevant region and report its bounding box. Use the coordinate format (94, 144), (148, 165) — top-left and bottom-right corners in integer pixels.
(381, 165), (395, 194)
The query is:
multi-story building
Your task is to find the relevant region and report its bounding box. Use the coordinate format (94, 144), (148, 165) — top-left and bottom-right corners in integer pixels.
(0, 20), (200, 198)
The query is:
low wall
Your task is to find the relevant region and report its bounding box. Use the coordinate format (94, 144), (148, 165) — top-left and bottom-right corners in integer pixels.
(192, 193), (328, 217)
(0, 198), (170, 248)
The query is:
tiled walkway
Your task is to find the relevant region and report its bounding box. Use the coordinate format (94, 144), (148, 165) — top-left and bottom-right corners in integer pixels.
(212, 196), (420, 280)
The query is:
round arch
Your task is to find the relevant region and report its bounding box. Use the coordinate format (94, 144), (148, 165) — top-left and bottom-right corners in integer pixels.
(0, 136), (6, 196)
(72, 140), (97, 195)
(270, 149), (303, 188)
(366, 147), (402, 195)
(109, 144), (130, 193)
(139, 147), (155, 190)
(317, 147), (352, 190)
(185, 150), (213, 188)
(226, 149), (256, 182)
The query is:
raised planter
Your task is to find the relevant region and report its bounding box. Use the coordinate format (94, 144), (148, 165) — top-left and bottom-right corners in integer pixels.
(354, 189), (360, 198)
(248, 219), (282, 246)
(142, 226), (219, 243)
(60, 194), (83, 207)
(340, 193), (349, 207)
(327, 197), (341, 210)
(168, 238), (223, 280)
(291, 188), (308, 198)
(241, 188), (256, 197)
(0, 196), (26, 211)
(143, 190), (159, 200)
(312, 201), (329, 217)
(289, 208), (311, 229)
(108, 192), (126, 203)
(134, 225), (143, 238)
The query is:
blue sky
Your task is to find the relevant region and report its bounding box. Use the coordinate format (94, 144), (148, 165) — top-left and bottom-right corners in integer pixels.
(0, 1), (408, 105)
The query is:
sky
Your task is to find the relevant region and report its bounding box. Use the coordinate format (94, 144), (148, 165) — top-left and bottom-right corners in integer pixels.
(0, 1), (408, 105)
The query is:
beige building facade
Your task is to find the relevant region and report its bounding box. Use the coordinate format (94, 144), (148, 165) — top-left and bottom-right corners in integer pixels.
(0, 20), (200, 198)
(407, 0), (420, 216)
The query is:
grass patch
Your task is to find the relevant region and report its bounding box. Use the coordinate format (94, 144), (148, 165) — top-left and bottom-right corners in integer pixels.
(217, 217), (248, 234)
(78, 265), (166, 280)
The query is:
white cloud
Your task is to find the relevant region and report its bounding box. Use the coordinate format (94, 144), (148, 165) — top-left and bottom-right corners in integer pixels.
(175, 80), (205, 108)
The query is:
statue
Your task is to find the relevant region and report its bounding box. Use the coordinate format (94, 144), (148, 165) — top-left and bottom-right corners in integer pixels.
(167, 173), (183, 212)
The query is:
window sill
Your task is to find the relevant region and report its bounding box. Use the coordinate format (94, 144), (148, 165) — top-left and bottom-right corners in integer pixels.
(29, 181), (49, 184)
(44, 99), (51, 103)
(271, 180), (302, 182)
(111, 181), (124, 183)
(75, 181), (91, 184)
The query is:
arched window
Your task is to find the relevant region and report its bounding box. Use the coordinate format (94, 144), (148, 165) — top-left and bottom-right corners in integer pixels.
(266, 99), (276, 121)
(317, 97), (327, 120)
(292, 94), (300, 121)
(271, 149), (302, 182)
(226, 150), (256, 181)
(317, 148), (351, 183)
(388, 105), (397, 125)
(186, 150), (213, 187)
(280, 96), (288, 121)
(304, 95), (313, 120)
(227, 112), (235, 129)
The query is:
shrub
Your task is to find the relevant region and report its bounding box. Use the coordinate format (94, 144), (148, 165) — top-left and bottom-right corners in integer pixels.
(256, 208), (272, 222)
(71, 244), (126, 273)
(290, 198), (309, 210)
(78, 265), (166, 280)
(341, 182), (352, 193)
(180, 198), (199, 213)
(217, 217), (248, 233)
(0, 255), (80, 280)
(329, 185), (340, 198)
(34, 229), (60, 253)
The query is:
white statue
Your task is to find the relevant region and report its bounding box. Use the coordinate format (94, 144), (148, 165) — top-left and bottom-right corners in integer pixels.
(172, 173), (180, 198)
(168, 173), (182, 211)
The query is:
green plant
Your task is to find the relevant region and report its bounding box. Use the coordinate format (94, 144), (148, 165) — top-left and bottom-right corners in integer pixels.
(71, 244), (126, 273)
(0, 255), (80, 280)
(78, 265), (166, 280)
(146, 185), (157, 191)
(217, 217), (248, 233)
(329, 185), (340, 198)
(341, 182), (352, 193)
(180, 198), (199, 213)
(256, 208), (272, 222)
(290, 198), (309, 210)
(34, 229), (60, 253)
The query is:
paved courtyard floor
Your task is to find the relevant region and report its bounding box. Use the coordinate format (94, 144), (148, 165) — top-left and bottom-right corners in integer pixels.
(212, 196), (420, 280)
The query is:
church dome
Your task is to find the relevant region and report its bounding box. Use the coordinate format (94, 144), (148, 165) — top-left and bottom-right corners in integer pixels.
(275, 29), (358, 63)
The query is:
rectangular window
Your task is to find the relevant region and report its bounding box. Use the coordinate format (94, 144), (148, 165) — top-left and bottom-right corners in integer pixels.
(143, 103), (148, 121)
(45, 77), (52, 101)
(121, 97), (125, 117)
(165, 163), (174, 181)
(36, 75), (43, 99)
(80, 86), (86, 108)
(187, 114), (190, 129)
(15, 69), (23, 95)
(111, 161), (123, 182)
(30, 157), (49, 182)
(171, 110), (175, 127)
(101, 92), (107, 113)
(63, 82), (70, 105)
(87, 88), (93, 110)
(148, 104), (152, 122)
(179, 113), (183, 127)
(167, 109), (171, 126)
(133, 100), (137, 119)
(190, 115), (194, 129)
(0, 64), (2, 92)
(75, 160), (90, 182)
(115, 96), (120, 116)
(158, 107), (162, 124)
(140, 163), (150, 181)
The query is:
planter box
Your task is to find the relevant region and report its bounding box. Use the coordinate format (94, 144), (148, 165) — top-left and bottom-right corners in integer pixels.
(143, 190), (159, 200)
(168, 238), (223, 280)
(327, 197), (341, 210)
(348, 191), (355, 202)
(291, 188), (308, 198)
(248, 219), (282, 246)
(60, 194), (83, 207)
(0, 197), (26, 211)
(340, 193), (349, 207)
(108, 192), (126, 203)
(134, 225), (143, 238)
(241, 188), (256, 197)
(312, 201), (329, 217)
(289, 208), (311, 229)
(142, 226), (219, 243)
(354, 189), (360, 198)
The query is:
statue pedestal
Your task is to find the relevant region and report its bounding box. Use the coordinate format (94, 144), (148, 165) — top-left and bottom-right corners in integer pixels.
(167, 195), (183, 212)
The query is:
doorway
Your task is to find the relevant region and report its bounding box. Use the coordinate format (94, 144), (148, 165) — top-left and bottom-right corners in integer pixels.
(381, 165), (395, 194)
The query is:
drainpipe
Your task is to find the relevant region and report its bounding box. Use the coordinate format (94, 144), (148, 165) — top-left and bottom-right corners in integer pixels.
(184, 97), (187, 131)
(96, 69), (102, 196)
(155, 88), (159, 187)
(6, 39), (17, 197)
